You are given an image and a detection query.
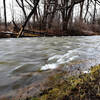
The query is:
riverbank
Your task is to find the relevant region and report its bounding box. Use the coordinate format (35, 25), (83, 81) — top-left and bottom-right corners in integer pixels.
(23, 65), (100, 100)
(1, 64), (100, 100)
(0, 29), (99, 38)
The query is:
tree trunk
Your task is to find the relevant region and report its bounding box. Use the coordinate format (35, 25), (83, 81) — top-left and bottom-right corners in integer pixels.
(3, 0), (7, 30)
(93, 0), (96, 24)
(17, 0), (40, 38)
(80, 1), (84, 21)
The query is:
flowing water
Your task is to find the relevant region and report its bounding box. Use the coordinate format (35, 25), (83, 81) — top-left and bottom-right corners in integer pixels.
(0, 36), (100, 96)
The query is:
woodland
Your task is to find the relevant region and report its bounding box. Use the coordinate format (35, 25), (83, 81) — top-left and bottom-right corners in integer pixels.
(1, 0), (100, 37)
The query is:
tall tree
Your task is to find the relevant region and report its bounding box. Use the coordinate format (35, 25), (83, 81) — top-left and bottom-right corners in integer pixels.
(17, 0), (40, 37)
(80, 0), (84, 21)
(93, 0), (97, 24)
(3, 0), (7, 30)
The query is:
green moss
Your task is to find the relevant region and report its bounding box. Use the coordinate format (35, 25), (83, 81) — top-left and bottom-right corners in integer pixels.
(40, 94), (48, 100)
(30, 98), (39, 100)
(30, 65), (100, 100)
(91, 65), (100, 73)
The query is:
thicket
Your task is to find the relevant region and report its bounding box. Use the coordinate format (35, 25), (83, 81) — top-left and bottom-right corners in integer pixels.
(1, 0), (100, 36)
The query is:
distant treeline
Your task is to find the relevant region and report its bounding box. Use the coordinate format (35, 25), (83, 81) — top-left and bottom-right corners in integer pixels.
(1, 0), (100, 36)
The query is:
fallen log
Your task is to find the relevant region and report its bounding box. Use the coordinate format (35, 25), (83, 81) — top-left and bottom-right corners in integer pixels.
(0, 31), (12, 38)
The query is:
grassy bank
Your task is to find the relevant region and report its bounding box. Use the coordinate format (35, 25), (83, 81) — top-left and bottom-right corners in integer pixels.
(29, 65), (100, 100)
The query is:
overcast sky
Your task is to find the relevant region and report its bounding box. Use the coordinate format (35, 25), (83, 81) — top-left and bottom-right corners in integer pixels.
(0, 0), (13, 22)
(0, 0), (44, 22)
(0, 0), (100, 22)
(0, 0), (24, 22)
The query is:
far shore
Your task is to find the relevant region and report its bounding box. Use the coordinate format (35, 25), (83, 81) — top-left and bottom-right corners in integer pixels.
(0, 29), (100, 38)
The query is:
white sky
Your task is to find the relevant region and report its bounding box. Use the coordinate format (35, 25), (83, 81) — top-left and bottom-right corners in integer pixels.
(0, 0), (25, 22)
(0, 0), (99, 22)
(0, 0), (13, 22)
(0, 0), (43, 22)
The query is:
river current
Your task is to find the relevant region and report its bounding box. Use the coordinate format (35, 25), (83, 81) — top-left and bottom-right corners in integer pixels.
(0, 36), (100, 96)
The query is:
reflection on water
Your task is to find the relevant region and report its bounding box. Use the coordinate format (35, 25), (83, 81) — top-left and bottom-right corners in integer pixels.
(0, 36), (100, 95)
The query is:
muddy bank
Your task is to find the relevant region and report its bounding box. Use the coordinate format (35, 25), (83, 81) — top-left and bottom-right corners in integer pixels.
(0, 29), (99, 38)
(0, 59), (99, 100)
(8, 64), (100, 100)
(35, 65), (100, 100)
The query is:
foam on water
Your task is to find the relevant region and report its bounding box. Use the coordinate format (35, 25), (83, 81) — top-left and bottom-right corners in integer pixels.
(57, 56), (78, 64)
(41, 51), (79, 70)
(66, 56), (78, 62)
(23, 38), (31, 40)
(11, 65), (23, 72)
(49, 48), (78, 63)
(5, 39), (12, 42)
(48, 55), (62, 61)
(41, 63), (58, 70)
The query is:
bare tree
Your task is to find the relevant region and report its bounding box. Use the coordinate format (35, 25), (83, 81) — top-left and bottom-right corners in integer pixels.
(17, 0), (40, 37)
(93, 0), (97, 24)
(16, 0), (27, 20)
(3, 0), (7, 30)
(80, 0), (84, 21)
